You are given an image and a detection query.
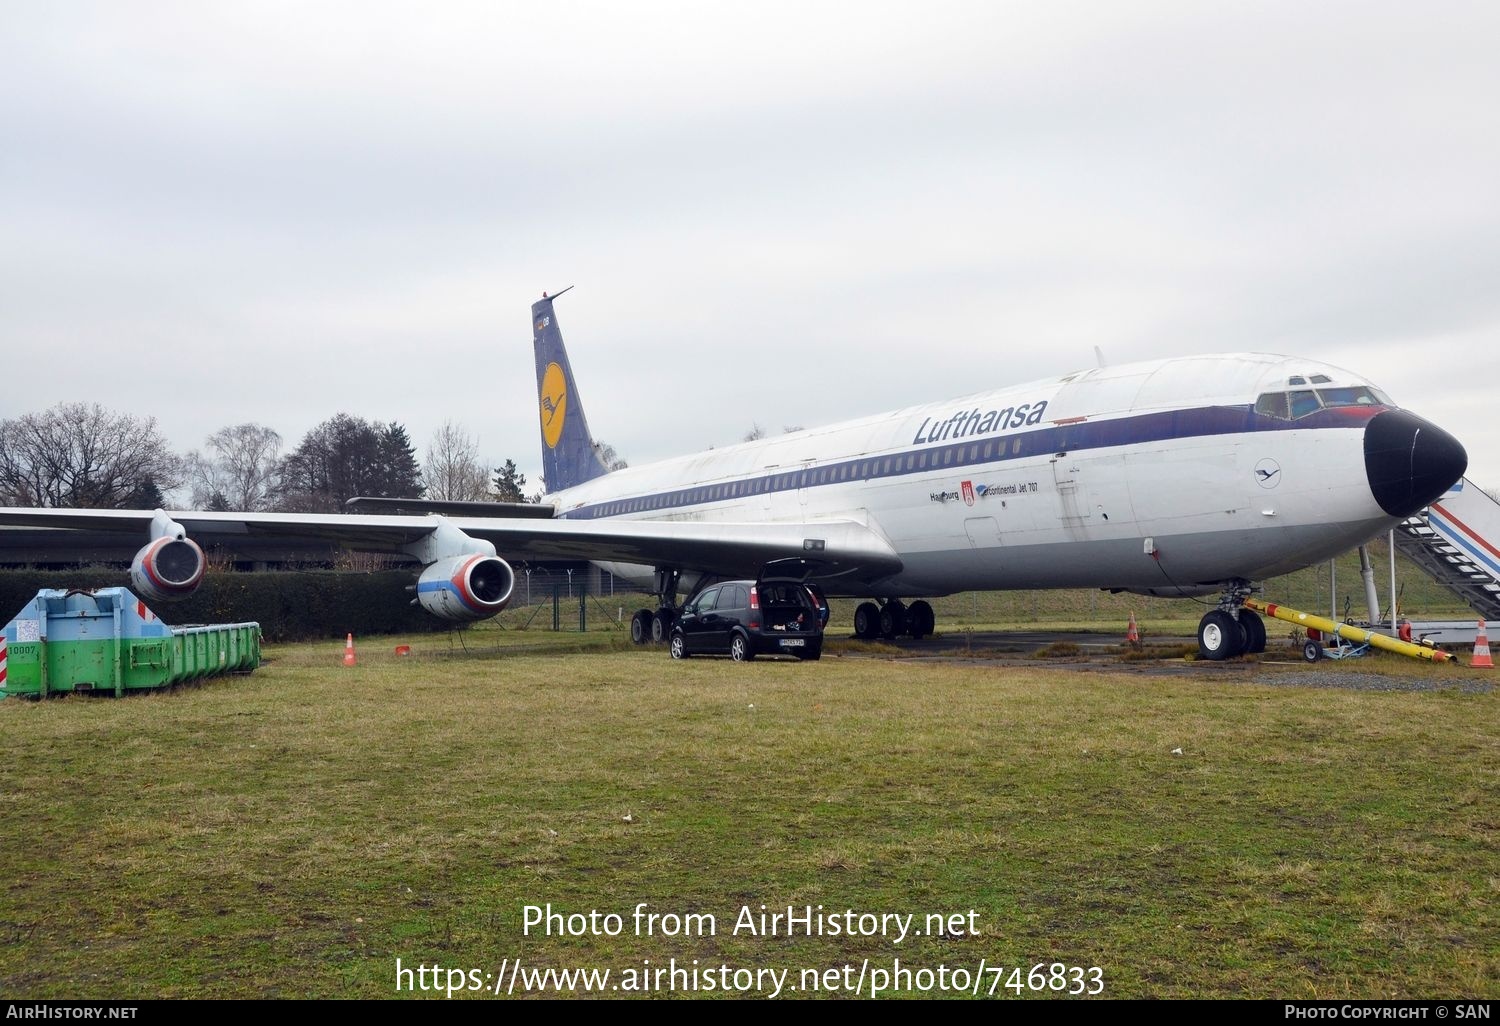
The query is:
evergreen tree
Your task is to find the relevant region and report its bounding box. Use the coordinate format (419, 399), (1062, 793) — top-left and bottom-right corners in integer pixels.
(275, 415), (423, 512)
(122, 475), (167, 510)
(492, 459), (528, 502)
(377, 422), (424, 499)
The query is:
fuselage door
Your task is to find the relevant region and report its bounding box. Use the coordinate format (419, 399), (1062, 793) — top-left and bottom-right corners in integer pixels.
(964, 516), (1003, 548)
(963, 516), (1003, 576)
(1051, 454), (1093, 539)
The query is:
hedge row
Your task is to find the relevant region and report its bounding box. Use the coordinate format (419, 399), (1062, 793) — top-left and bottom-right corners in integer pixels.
(0, 568), (451, 643)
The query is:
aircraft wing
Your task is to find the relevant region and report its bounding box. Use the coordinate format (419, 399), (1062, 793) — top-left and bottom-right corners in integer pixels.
(457, 515), (903, 583)
(0, 508), (904, 585)
(343, 496), (556, 519)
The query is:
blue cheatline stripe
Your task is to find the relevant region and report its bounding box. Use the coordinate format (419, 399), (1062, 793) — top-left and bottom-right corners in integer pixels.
(416, 578), (494, 614)
(1429, 507), (1500, 578)
(559, 403), (1383, 522)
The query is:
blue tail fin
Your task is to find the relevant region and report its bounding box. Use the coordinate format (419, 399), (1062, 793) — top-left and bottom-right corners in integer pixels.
(532, 289), (609, 493)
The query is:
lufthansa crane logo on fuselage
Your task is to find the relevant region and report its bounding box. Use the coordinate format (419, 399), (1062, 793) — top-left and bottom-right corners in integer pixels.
(1254, 458), (1282, 489)
(540, 362), (567, 449)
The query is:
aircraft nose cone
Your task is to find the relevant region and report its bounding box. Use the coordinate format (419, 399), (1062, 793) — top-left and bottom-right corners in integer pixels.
(1364, 409), (1468, 518)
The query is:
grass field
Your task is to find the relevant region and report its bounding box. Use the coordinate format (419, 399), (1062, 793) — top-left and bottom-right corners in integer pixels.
(1, 634), (1494, 1000)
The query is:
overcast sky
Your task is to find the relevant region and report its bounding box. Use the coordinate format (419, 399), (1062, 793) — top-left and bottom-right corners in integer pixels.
(3, 1), (1497, 494)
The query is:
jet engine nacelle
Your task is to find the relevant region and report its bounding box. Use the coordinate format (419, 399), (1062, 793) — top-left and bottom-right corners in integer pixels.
(415, 554), (516, 622)
(130, 536), (207, 602)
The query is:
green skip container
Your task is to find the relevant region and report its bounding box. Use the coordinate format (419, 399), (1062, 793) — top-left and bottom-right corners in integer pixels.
(0, 588), (261, 698)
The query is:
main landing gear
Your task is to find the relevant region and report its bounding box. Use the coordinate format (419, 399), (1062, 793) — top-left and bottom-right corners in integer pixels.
(629, 607), (676, 644)
(1196, 580), (1267, 661)
(853, 598), (936, 641)
(629, 567), (682, 645)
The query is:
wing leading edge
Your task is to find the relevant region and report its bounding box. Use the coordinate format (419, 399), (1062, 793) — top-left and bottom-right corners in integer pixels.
(0, 508), (904, 586)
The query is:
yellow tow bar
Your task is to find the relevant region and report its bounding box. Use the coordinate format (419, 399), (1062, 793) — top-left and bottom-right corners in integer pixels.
(1242, 597), (1456, 664)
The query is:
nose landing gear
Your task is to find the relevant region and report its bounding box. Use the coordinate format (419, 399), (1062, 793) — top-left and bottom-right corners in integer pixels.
(1196, 580), (1267, 661)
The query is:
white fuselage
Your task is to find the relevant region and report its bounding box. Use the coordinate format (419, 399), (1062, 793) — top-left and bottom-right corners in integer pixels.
(547, 353), (1398, 598)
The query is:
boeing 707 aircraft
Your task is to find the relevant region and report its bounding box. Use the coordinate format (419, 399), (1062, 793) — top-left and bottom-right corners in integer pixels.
(0, 291), (1468, 660)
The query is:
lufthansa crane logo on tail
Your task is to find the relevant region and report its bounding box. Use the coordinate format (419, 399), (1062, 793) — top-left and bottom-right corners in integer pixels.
(540, 362), (567, 449)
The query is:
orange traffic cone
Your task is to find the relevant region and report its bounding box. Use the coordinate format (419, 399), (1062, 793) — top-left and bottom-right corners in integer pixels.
(343, 633), (357, 667)
(1471, 620), (1492, 669)
(1126, 611), (1140, 647)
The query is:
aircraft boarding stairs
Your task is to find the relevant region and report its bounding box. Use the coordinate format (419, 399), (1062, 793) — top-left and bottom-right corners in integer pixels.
(1394, 478), (1500, 623)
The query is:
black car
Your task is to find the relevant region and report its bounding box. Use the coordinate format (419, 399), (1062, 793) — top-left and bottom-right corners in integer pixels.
(669, 578), (823, 661)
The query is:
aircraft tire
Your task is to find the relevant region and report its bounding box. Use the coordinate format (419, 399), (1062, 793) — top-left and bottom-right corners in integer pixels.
(630, 609), (653, 645)
(652, 609), (674, 643)
(854, 602), (881, 640)
(1198, 610), (1246, 660)
(879, 600), (907, 639)
(1240, 610), (1267, 653)
(908, 600), (935, 639)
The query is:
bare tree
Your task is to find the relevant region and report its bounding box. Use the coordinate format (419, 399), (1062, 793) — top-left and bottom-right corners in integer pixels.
(185, 423), (282, 511)
(0, 402), (182, 508)
(743, 424), (799, 442)
(422, 421), (490, 501)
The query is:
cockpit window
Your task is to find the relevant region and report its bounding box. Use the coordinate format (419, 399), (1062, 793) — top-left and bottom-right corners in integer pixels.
(1288, 376), (1307, 386)
(1317, 386), (1384, 408)
(1254, 385), (1391, 420)
(1254, 392), (1289, 418)
(1289, 390), (1321, 418)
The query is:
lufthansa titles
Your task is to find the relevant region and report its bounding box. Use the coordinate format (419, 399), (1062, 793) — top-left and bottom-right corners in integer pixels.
(912, 399), (1048, 446)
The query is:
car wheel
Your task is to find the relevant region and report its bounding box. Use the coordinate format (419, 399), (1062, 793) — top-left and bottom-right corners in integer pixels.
(669, 633), (688, 660)
(1198, 610), (1246, 660)
(729, 634), (753, 662)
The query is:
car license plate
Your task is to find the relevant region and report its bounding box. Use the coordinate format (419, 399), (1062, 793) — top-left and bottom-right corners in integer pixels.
(779, 638), (805, 647)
